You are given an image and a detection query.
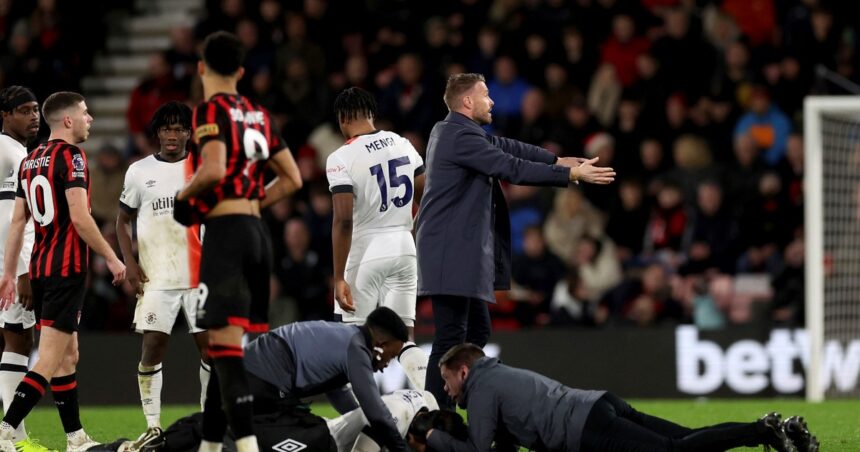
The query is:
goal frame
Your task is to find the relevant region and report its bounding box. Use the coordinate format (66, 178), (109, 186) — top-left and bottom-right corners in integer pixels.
(803, 96), (860, 401)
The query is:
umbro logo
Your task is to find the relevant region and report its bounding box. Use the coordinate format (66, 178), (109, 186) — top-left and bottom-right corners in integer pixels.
(146, 180), (156, 188)
(271, 439), (307, 452)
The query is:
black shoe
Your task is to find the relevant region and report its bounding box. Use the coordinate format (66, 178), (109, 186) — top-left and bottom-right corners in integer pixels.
(760, 412), (797, 452)
(783, 416), (820, 452)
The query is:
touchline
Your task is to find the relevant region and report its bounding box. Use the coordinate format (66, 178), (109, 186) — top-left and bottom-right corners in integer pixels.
(675, 326), (860, 395)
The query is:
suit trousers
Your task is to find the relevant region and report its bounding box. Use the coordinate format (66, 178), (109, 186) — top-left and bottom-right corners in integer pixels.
(425, 295), (491, 409)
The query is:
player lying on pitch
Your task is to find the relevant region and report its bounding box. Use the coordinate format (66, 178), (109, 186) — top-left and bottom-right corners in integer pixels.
(421, 343), (819, 452)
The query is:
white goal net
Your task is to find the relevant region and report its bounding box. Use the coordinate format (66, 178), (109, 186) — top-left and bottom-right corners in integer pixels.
(804, 96), (860, 401)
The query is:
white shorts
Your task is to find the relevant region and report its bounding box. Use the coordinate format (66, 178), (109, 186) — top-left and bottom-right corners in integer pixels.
(0, 300), (36, 331)
(335, 255), (417, 327)
(133, 288), (204, 334)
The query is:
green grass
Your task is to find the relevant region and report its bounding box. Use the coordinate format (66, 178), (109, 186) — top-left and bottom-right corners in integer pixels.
(19, 400), (860, 451)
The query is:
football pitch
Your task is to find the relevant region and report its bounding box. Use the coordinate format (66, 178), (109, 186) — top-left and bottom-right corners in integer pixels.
(20, 399), (860, 451)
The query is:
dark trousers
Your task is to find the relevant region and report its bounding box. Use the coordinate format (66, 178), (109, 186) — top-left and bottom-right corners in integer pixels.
(425, 295), (491, 409)
(580, 393), (768, 452)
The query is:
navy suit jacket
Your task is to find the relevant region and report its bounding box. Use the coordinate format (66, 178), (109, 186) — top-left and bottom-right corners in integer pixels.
(416, 111), (570, 303)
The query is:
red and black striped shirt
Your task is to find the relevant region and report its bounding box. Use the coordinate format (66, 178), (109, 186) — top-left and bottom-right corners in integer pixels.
(16, 139), (89, 278)
(190, 93), (286, 217)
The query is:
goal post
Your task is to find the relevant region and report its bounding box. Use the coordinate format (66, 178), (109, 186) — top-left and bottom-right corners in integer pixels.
(804, 96), (860, 401)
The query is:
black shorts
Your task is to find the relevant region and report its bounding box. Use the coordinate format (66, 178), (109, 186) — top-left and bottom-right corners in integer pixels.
(31, 274), (86, 333)
(196, 215), (272, 332)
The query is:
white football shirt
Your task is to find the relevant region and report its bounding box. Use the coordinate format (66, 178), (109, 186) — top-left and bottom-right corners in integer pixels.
(330, 390), (438, 452)
(325, 130), (424, 267)
(119, 155), (201, 290)
(0, 133), (34, 277)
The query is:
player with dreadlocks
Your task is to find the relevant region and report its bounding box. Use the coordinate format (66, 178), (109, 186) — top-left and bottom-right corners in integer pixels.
(325, 87), (429, 392)
(0, 86), (50, 452)
(117, 101), (212, 450)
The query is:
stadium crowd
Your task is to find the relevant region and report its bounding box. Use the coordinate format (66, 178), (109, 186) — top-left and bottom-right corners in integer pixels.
(2, 0), (859, 332)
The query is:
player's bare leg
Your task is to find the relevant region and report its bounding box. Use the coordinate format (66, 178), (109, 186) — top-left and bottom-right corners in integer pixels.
(0, 328), (33, 440)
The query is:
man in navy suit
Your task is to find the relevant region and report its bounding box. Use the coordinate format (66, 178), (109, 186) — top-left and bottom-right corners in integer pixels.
(416, 73), (615, 407)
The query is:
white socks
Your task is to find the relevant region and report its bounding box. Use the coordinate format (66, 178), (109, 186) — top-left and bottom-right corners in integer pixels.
(198, 440), (222, 452)
(234, 436), (259, 452)
(138, 363), (163, 429)
(0, 421), (14, 441)
(199, 361), (211, 412)
(398, 342), (428, 391)
(0, 352), (28, 441)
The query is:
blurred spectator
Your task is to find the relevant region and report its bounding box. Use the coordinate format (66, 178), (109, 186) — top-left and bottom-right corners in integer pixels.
(468, 25), (499, 76)
(606, 179), (649, 261)
(511, 88), (552, 145)
(486, 55), (531, 133)
(739, 171), (796, 253)
(378, 53), (436, 137)
(550, 269), (592, 326)
(508, 185), (545, 256)
(650, 8), (715, 99)
(89, 146), (127, 225)
(721, 0), (776, 48)
(662, 134), (716, 201)
(643, 182), (687, 264)
(521, 33), (551, 86)
(544, 188), (605, 264)
(422, 16), (458, 81)
(302, 182), (333, 273)
(581, 132), (618, 212)
(779, 133), (804, 210)
(574, 235), (622, 302)
(511, 226), (566, 326)
(771, 237), (804, 327)
(733, 86), (791, 166)
(599, 14), (649, 87)
(549, 95), (600, 156)
(587, 64), (621, 127)
(596, 263), (685, 327)
(165, 25), (197, 82)
(275, 13), (326, 80)
(195, 0), (245, 39)
(713, 41), (752, 108)
(235, 18), (274, 85)
(629, 53), (666, 129)
(275, 218), (330, 321)
(257, 0), (285, 45)
(126, 52), (186, 155)
(610, 96), (643, 173)
(543, 63), (578, 120)
(785, 7), (839, 74)
(279, 56), (328, 142)
(725, 133), (763, 206)
(703, 8), (741, 56)
(657, 93), (695, 150)
(680, 181), (740, 274)
(561, 27), (598, 91)
(634, 138), (669, 191)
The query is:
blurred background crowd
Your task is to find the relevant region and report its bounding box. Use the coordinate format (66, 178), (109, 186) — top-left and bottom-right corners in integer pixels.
(1, 0), (858, 333)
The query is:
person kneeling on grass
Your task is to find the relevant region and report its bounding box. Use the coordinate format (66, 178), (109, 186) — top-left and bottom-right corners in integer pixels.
(422, 343), (819, 452)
